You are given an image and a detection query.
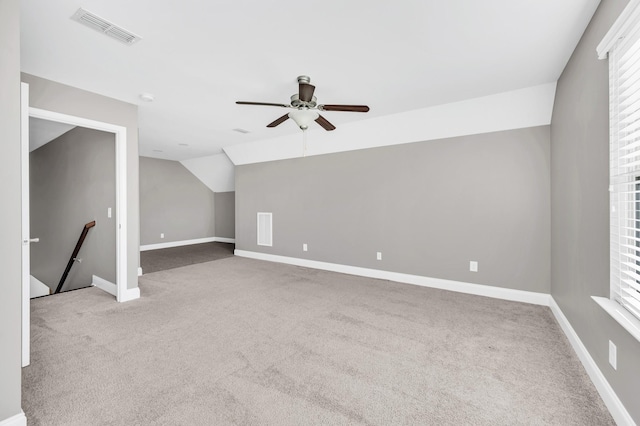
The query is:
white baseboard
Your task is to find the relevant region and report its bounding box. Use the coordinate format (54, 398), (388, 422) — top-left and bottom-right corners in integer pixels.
(549, 297), (635, 426)
(214, 237), (236, 244)
(92, 275), (117, 297)
(140, 236), (235, 251)
(118, 286), (140, 303)
(93, 275), (140, 302)
(0, 412), (27, 426)
(30, 275), (51, 298)
(234, 250), (550, 306)
(138, 267), (143, 276)
(140, 237), (216, 251)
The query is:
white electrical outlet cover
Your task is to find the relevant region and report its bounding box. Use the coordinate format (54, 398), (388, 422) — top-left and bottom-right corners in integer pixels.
(303, 244), (308, 251)
(470, 261), (478, 272)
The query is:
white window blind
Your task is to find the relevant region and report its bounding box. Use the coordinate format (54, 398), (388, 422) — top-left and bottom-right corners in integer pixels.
(610, 21), (640, 322)
(257, 212), (272, 247)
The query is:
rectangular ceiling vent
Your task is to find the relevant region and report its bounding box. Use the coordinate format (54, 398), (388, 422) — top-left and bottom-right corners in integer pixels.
(71, 8), (142, 45)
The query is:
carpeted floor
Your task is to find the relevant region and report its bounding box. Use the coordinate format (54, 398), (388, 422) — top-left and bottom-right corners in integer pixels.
(23, 257), (614, 425)
(140, 241), (234, 273)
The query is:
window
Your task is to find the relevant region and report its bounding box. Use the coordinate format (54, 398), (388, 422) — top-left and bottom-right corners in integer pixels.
(609, 31), (640, 322)
(600, 1), (640, 330)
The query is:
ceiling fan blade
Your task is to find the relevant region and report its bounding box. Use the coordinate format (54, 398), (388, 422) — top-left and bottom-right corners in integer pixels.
(299, 84), (316, 102)
(267, 114), (290, 128)
(236, 101), (290, 108)
(315, 114), (336, 131)
(319, 104), (369, 112)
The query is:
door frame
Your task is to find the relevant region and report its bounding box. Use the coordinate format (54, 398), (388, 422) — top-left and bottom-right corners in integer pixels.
(28, 106), (129, 298)
(22, 96), (130, 365)
(21, 83), (29, 367)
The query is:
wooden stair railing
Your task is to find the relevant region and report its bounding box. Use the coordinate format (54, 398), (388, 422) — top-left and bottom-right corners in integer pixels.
(54, 221), (96, 294)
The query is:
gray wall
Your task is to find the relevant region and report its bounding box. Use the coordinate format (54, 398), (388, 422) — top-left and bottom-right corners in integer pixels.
(139, 156), (215, 245)
(22, 73), (140, 290)
(0, 0), (23, 421)
(236, 126), (550, 293)
(30, 127), (116, 291)
(215, 191), (235, 239)
(551, 0), (640, 422)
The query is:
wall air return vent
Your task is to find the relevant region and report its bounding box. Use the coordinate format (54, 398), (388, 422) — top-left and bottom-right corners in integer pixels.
(71, 8), (142, 45)
(257, 212), (273, 247)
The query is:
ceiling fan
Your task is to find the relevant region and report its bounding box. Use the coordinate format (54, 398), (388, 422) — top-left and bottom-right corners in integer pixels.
(236, 76), (369, 131)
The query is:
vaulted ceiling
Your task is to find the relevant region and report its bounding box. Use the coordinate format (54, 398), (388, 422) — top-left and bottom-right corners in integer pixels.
(21, 0), (601, 162)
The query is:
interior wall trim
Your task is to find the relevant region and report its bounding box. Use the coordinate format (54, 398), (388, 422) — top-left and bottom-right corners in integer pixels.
(0, 412), (27, 426)
(140, 236), (236, 251)
(118, 286), (140, 303)
(234, 250), (550, 306)
(92, 275), (117, 297)
(214, 237), (236, 244)
(28, 106), (129, 302)
(29, 275), (50, 298)
(549, 297), (634, 426)
(597, 0), (640, 59)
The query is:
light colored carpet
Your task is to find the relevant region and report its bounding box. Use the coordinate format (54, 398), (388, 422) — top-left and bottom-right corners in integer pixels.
(23, 257), (614, 425)
(140, 241), (235, 274)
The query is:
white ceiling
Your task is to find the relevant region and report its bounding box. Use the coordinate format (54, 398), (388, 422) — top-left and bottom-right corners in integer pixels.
(20, 0), (601, 162)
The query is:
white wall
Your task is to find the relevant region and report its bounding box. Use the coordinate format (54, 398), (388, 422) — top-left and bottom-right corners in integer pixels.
(181, 152), (235, 192)
(224, 82), (557, 166)
(0, 0), (24, 422)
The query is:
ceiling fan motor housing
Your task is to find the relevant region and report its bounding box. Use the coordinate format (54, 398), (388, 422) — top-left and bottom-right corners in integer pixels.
(290, 94), (317, 109)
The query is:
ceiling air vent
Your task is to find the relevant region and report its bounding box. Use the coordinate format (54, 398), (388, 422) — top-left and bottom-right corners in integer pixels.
(71, 8), (141, 45)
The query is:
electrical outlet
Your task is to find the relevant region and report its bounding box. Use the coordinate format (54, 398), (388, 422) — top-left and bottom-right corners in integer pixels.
(609, 340), (617, 370)
(107, 207), (112, 218)
(377, 252), (382, 260)
(160, 233), (165, 239)
(470, 261), (478, 272)
(303, 243), (308, 252)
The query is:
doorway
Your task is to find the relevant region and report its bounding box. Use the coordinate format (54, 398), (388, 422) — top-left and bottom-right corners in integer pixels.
(21, 82), (132, 367)
(29, 121), (117, 295)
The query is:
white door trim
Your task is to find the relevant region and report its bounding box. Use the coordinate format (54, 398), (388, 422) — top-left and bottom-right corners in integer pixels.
(27, 107), (129, 302)
(21, 83), (30, 367)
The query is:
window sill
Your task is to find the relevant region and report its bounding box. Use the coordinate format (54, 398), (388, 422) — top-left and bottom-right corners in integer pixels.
(592, 296), (640, 343)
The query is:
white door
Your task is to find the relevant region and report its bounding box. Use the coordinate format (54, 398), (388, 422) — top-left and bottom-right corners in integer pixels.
(21, 82), (30, 367)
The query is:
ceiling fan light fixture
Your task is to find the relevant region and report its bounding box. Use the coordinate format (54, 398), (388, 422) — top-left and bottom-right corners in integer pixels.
(289, 109), (319, 130)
